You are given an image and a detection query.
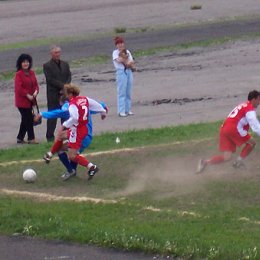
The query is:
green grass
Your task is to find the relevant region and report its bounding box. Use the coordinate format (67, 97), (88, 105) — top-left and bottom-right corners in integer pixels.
(1, 122), (260, 258)
(0, 122), (220, 163)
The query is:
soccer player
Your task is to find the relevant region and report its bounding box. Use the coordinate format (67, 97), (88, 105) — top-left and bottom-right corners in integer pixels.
(197, 90), (260, 173)
(35, 96), (107, 180)
(43, 84), (107, 180)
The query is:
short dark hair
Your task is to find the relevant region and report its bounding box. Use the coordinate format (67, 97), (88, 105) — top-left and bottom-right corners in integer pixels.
(248, 90), (260, 101)
(16, 53), (33, 71)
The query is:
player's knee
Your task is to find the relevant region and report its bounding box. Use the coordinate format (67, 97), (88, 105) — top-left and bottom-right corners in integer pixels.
(68, 154), (74, 161)
(223, 152), (232, 161)
(249, 139), (256, 148)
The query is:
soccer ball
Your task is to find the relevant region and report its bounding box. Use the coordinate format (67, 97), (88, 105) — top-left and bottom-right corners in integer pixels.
(23, 168), (37, 183)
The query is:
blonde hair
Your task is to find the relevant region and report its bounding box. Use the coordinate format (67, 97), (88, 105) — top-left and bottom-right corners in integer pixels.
(64, 83), (80, 97)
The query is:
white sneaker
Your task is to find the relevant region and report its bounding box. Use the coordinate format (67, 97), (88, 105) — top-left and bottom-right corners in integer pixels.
(88, 165), (99, 180)
(119, 112), (127, 117)
(196, 159), (207, 173)
(127, 111), (134, 116)
(61, 169), (76, 181)
(43, 152), (52, 164)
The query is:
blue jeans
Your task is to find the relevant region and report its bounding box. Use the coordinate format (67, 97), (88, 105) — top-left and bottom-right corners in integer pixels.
(116, 68), (133, 114)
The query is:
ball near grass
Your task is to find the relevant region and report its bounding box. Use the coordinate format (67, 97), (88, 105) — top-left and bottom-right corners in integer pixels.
(23, 168), (37, 183)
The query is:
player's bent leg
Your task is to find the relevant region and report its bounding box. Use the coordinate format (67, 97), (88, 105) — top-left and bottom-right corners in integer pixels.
(58, 151), (77, 181)
(233, 139), (256, 169)
(196, 159), (207, 174)
(223, 151), (233, 161)
(196, 151), (232, 174)
(240, 139), (256, 158)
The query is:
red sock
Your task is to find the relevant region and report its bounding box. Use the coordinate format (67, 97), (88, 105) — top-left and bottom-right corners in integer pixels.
(73, 154), (89, 167)
(50, 140), (63, 154)
(208, 155), (225, 164)
(240, 143), (254, 158)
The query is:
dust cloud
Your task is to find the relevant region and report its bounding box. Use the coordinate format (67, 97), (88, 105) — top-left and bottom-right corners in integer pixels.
(117, 156), (213, 199)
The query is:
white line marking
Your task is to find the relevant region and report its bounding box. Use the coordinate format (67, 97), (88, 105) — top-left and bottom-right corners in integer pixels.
(0, 189), (117, 204)
(0, 138), (212, 167)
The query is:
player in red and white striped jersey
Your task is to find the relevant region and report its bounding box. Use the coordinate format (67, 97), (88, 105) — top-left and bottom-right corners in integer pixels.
(197, 90), (260, 173)
(44, 83), (107, 180)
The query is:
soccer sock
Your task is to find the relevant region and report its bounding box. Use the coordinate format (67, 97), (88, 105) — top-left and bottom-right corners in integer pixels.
(240, 143), (254, 158)
(58, 152), (73, 173)
(50, 140), (63, 154)
(73, 154), (89, 168)
(208, 155), (225, 164)
(70, 160), (78, 171)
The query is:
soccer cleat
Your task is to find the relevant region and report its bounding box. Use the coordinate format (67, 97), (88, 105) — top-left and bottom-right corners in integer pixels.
(43, 152), (52, 164)
(196, 159), (207, 174)
(87, 165), (99, 180)
(61, 169), (76, 181)
(232, 160), (246, 169)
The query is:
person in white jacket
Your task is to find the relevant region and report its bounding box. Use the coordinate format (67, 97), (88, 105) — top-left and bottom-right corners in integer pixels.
(197, 90), (260, 173)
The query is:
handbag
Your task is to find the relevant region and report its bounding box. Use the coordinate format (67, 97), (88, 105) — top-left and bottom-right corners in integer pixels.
(32, 99), (42, 126)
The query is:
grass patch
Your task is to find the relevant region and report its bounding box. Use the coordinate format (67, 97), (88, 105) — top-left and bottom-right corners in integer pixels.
(114, 27), (127, 34)
(190, 4), (202, 10)
(0, 122), (221, 163)
(70, 55), (110, 68)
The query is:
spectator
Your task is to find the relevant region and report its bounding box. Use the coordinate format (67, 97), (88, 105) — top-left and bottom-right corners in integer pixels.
(112, 36), (135, 117)
(14, 53), (39, 144)
(43, 45), (71, 142)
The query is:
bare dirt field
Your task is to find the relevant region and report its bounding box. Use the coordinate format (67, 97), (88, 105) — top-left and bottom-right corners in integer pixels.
(0, 0), (260, 149)
(1, 1), (260, 259)
(1, 0), (260, 149)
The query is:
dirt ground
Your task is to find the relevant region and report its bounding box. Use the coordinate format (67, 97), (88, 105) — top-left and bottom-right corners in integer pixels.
(1, 0), (260, 149)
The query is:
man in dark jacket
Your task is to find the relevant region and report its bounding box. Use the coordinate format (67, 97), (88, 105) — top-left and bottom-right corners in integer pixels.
(43, 45), (71, 142)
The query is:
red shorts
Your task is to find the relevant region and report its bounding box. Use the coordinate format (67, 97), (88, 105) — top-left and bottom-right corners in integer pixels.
(219, 125), (251, 153)
(67, 125), (88, 150)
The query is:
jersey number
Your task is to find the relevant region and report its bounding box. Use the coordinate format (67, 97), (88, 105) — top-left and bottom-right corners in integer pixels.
(82, 105), (88, 121)
(228, 104), (247, 118)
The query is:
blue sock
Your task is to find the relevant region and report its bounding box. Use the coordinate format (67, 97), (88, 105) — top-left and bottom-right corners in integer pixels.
(58, 152), (73, 173)
(70, 160), (78, 171)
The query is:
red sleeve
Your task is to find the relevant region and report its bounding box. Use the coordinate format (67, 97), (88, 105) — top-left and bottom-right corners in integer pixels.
(15, 72), (27, 97)
(31, 70), (39, 93)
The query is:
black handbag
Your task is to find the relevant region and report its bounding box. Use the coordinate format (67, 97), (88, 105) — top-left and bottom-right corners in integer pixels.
(32, 99), (42, 126)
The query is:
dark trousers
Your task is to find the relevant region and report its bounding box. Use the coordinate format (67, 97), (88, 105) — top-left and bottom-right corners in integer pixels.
(17, 107), (35, 141)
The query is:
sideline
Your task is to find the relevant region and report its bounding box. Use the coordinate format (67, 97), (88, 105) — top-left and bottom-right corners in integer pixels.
(0, 138), (213, 167)
(0, 188), (117, 204)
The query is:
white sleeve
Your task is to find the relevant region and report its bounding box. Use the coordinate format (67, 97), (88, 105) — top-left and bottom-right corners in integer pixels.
(88, 98), (106, 113)
(246, 111), (260, 136)
(63, 104), (79, 128)
(127, 50), (134, 62)
(112, 49), (119, 61)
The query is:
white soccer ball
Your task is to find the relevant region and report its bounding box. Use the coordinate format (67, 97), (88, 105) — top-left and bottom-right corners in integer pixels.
(23, 168), (37, 183)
